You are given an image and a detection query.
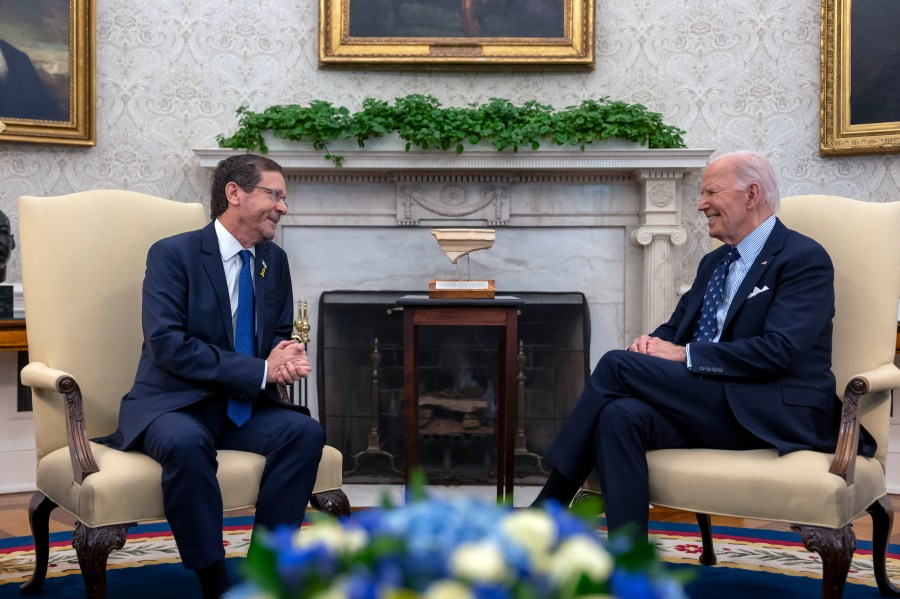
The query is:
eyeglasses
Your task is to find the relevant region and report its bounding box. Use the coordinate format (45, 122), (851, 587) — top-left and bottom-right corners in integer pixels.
(245, 185), (288, 208)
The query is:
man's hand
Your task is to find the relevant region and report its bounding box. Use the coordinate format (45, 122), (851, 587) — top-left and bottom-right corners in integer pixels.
(265, 340), (312, 385)
(627, 335), (687, 363)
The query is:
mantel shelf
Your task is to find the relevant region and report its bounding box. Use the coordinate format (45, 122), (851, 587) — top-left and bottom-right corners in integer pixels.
(193, 146), (713, 173)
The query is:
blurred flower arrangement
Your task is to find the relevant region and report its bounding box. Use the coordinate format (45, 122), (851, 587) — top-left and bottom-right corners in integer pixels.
(228, 478), (686, 599)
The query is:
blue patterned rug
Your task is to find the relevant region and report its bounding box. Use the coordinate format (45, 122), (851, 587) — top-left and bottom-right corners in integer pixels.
(1, 517), (897, 597)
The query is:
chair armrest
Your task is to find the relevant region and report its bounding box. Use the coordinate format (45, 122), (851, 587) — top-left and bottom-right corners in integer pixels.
(20, 362), (100, 485)
(829, 363), (900, 484)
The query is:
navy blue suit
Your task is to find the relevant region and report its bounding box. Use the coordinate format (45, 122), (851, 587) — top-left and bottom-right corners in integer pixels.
(545, 219), (875, 536)
(99, 221), (324, 569)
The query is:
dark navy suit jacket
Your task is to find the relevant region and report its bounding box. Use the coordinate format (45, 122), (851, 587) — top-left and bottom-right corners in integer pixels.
(653, 218), (874, 457)
(100, 221), (308, 451)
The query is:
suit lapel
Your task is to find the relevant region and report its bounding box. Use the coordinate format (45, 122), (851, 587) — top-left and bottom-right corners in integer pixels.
(720, 219), (787, 334)
(253, 242), (269, 357)
(200, 222), (235, 347)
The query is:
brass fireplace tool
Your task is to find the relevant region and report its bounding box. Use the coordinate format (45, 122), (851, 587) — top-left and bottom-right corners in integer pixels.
(345, 338), (401, 475)
(291, 299), (310, 407)
(515, 339), (548, 473)
(292, 299), (310, 345)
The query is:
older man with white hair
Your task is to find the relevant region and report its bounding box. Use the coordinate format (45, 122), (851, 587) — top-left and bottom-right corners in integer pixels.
(533, 151), (876, 541)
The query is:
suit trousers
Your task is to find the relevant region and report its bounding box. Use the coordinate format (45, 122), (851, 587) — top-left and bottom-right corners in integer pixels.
(140, 395), (325, 569)
(544, 349), (766, 538)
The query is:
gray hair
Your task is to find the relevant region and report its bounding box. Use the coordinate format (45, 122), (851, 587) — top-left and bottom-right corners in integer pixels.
(715, 151), (780, 213)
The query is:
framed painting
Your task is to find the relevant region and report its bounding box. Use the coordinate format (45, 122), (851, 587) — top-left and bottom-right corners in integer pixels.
(820, 0), (900, 155)
(319, 0), (594, 70)
(0, 0), (95, 146)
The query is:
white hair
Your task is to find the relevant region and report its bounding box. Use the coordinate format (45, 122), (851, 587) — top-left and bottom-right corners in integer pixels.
(713, 151), (781, 213)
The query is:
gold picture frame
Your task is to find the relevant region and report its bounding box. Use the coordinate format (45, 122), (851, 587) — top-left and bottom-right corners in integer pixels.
(319, 0), (594, 70)
(0, 0), (95, 146)
(820, 0), (900, 155)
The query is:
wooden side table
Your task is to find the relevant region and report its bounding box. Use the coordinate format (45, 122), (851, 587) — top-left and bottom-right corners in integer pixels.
(398, 295), (524, 501)
(0, 319), (28, 352)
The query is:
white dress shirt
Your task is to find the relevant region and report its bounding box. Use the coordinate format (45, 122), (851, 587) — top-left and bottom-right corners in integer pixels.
(214, 219), (266, 389)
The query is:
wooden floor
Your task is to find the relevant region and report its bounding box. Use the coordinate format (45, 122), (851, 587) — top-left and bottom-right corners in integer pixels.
(3, 491), (900, 544)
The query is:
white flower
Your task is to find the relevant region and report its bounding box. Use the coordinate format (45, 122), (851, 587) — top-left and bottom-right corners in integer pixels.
(449, 541), (509, 583)
(423, 579), (476, 599)
(499, 509), (557, 561)
(548, 536), (614, 585)
(310, 576), (353, 599)
(292, 520), (368, 554)
(311, 586), (348, 599)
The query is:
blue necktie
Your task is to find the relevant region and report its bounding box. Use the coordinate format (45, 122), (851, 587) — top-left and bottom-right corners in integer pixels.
(227, 249), (255, 427)
(692, 246), (740, 342)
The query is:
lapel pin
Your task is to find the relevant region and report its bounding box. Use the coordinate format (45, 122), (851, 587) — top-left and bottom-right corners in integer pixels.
(760, 260), (768, 265)
(260, 259), (267, 278)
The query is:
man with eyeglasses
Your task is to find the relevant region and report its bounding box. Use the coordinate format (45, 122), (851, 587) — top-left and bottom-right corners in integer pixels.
(531, 151), (875, 543)
(98, 154), (322, 598)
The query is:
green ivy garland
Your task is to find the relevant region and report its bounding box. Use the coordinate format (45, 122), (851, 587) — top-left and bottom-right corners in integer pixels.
(217, 95), (686, 167)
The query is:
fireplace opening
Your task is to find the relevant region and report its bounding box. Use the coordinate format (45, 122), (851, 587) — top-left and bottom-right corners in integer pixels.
(317, 291), (589, 485)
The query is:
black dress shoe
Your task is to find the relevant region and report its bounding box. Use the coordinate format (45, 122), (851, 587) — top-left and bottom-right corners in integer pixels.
(532, 468), (582, 507)
(197, 559), (231, 599)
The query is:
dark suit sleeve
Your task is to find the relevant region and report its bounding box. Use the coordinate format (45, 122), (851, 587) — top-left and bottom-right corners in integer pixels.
(141, 240), (264, 397)
(269, 250), (294, 354)
(687, 243), (835, 380)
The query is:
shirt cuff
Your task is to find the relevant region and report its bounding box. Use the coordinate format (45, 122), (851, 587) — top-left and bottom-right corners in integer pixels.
(261, 361), (267, 390)
(685, 343), (692, 369)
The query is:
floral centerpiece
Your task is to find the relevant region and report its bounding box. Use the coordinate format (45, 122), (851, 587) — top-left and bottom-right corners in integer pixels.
(227, 481), (686, 599)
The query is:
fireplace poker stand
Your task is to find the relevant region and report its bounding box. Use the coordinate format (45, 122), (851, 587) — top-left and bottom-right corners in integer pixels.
(345, 337), (402, 475)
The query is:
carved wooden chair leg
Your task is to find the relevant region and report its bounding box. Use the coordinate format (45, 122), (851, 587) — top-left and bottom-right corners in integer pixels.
(695, 512), (717, 566)
(19, 492), (58, 595)
(866, 496), (900, 597)
(311, 489), (352, 518)
(71, 522), (133, 599)
(792, 523), (855, 599)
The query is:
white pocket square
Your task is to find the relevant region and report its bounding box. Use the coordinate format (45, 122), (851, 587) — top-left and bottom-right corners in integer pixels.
(747, 285), (770, 299)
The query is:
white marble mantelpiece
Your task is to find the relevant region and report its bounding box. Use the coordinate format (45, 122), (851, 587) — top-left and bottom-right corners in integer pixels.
(195, 145), (713, 419)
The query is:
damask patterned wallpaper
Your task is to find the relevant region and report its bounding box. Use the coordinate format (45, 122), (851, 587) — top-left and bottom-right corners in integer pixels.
(0, 0), (898, 286)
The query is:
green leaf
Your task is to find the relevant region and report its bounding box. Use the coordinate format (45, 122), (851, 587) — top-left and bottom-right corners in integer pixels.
(569, 493), (603, 526)
(407, 468), (428, 502)
(216, 95), (686, 166)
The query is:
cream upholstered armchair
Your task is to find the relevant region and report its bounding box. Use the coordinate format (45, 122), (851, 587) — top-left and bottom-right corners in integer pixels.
(576, 195), (900, 598)
(17, 191), (349, 598)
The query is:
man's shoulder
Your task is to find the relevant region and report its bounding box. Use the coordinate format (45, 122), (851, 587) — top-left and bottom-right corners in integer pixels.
(780, 224), (830, 259)
(147, 224), (210, 258)
(153, 223), (208, 246)
(257, 238), (288, 260)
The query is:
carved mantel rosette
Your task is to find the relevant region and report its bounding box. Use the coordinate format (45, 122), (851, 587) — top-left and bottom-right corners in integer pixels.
(631, 170), (688, 331)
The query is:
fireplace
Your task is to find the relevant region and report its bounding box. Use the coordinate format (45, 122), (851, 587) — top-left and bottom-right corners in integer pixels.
(317, 291), (589, 484)
(194, 144), (712, 432)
